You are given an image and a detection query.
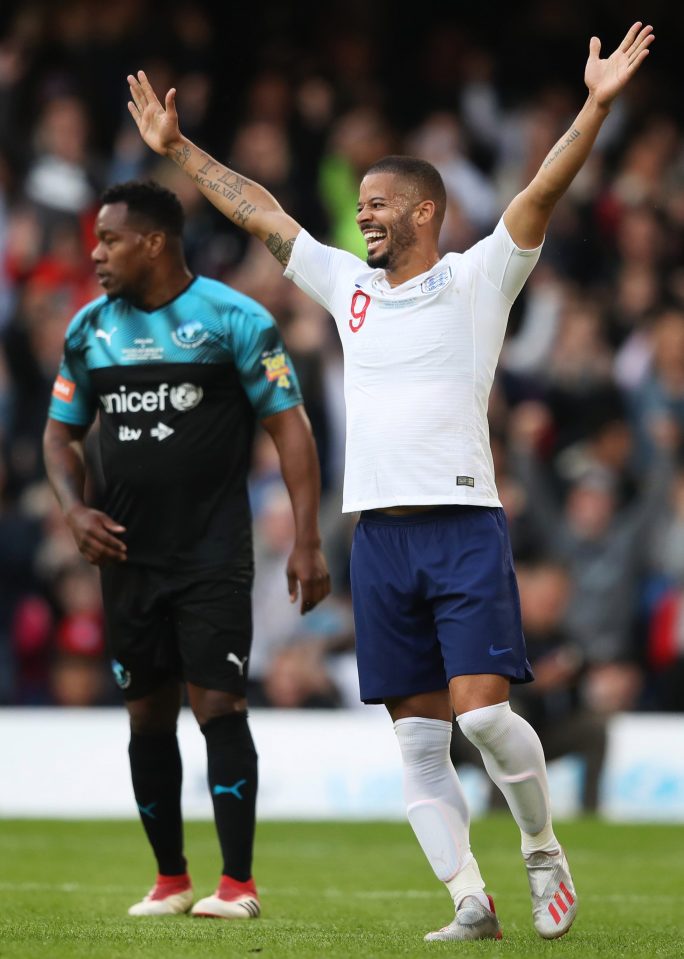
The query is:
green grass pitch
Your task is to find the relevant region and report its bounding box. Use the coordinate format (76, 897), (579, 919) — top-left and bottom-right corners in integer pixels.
(0, 817), (681, 958)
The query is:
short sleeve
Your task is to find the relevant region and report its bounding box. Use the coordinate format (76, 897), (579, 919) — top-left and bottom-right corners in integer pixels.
(462, 217), (542, 303)
(284, 229), (360, 311)
(229, 305), (303, 419)
(48, 336), (97, 426)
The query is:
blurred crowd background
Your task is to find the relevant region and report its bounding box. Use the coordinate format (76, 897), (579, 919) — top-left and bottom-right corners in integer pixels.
(1, 0), (684, 782)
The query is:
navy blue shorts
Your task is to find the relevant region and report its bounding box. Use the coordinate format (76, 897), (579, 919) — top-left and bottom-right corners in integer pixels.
(350, 506), (532, 704)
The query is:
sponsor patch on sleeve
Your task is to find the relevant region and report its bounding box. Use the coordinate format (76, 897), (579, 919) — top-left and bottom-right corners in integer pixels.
(52, 375), (76, 403)
(261, 351), (292, 389)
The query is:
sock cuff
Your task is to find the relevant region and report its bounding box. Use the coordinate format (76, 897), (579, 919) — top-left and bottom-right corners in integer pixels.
(393, 717), (453, 735)
(128, 730), (180, 760)
(456, 700), (511, 726)
(456, 701), (513, 752)
(129, 729), (178, 743)
(200, 711), (250, 738)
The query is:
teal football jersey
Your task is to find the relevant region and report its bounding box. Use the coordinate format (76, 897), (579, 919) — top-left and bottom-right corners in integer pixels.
(49, 277), (302, 566)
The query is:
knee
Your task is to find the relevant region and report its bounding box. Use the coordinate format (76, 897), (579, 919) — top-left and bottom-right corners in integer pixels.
(127, 682), (182, 735)
(457, 701), (513, 753)
(189, 687), (247, 729)
(128, 705), (177, 737)
(394, 717), (453, 773)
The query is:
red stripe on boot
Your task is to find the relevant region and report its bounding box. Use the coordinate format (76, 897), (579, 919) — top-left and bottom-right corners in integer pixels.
(554, 891), (568, 914)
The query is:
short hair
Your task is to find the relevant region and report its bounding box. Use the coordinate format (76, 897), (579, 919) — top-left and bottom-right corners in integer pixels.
(100, 180), (184, 236)
(364, 155), (446, 228)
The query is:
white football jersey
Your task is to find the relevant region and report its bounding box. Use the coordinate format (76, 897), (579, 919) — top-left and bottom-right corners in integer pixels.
(284, 218), (541, 512)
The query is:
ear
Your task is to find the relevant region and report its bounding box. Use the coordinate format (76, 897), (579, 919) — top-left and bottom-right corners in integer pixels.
(145, 231), (166, 259)
(414, 199), (436, 226)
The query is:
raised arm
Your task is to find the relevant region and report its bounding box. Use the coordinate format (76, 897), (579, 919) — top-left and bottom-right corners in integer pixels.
(127, 71), (301, 266)
(504, 22), (654, 249)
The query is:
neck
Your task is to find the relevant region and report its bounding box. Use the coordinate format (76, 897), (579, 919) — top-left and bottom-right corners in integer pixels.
(385, 248), (440, 288)
(135, 261), (193, 311)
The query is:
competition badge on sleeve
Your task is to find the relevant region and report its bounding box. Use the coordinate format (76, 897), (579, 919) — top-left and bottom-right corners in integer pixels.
(261, 350), (292, 389)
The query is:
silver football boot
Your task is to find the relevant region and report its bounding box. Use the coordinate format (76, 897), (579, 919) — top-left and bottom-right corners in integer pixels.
(524, 847), (578, 939)
(424, 894), (502, 942)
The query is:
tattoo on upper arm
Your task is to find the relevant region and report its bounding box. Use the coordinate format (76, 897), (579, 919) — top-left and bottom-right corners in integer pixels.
(170, 144), (191, 168)
(542, 128), (581, 169)
(266, 232), (295, 266)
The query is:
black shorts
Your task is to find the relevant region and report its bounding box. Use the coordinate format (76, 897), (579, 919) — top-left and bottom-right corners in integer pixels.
(100, 562), (253, 701)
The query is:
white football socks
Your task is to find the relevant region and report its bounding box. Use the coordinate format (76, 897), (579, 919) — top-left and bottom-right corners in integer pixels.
(456, 701), (559, 855)
(394, 717), (489, 909)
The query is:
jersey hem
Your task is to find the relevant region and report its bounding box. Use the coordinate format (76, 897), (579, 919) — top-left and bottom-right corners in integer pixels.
(47, 411), (94, 427)
(342, 494), (502, 513)
(258, 396), (303, 418)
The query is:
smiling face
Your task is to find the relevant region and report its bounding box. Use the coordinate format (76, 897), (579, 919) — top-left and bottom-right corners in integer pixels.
(356, 172), (420, 271)
(91, 202), (156, 300)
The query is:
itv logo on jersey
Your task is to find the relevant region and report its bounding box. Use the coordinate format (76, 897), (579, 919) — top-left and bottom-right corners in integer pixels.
(100, 382), (204, 414)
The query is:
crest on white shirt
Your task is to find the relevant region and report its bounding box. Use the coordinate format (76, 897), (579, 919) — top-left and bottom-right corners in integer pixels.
(421, 266), (452, 295)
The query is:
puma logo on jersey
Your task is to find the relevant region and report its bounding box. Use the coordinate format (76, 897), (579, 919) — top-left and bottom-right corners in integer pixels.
(118, 425), (141, 441)
(96, 327), (118, 346)
(227, 652), (248, 675)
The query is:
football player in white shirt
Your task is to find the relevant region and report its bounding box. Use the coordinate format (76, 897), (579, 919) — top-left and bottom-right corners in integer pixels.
(127, 21), (653, 942)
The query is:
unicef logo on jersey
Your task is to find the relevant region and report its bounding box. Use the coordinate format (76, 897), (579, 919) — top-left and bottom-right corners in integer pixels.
(170, 383), (204, 411)
(172, 320), (209, 349)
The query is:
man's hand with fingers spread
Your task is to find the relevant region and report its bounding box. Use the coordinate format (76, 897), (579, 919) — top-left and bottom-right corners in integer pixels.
(127, 70), (185, 159)
(585, 21), (654, 108)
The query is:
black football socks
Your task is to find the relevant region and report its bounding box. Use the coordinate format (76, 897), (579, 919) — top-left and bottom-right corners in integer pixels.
(128, 730), (186, 876)
(201, 712), (258, 882)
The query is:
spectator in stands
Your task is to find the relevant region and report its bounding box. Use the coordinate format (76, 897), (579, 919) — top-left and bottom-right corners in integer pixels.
(0, 0), (683, 723)
(50, 561), (109, 706)
(510, 401), (675, 712)
(248, 481), (354, 708)
(630, 307), (684, 461)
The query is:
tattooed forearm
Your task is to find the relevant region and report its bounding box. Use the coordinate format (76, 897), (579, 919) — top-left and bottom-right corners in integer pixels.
(233, 200), (257, 226)
(170, 144), (191, 167)
(542, 128), (581, 169)
(192, 171), (244, 203)
(196, 157), (247, 194)
(164, 140), (290, 241)
(265, 233), (295, 266)
(190, 156), (252, 205)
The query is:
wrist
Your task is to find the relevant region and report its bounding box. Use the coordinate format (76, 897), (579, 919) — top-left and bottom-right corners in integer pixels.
(294, 534), (322, 550)
(586, 92), (612, 115)
(164, 135), (190, 162)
